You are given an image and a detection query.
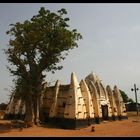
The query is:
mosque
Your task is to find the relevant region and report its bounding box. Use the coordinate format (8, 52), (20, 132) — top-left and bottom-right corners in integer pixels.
(4, 72), (127, 129)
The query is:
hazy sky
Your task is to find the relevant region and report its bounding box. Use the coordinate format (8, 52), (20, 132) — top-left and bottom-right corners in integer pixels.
(0, 3), (140, 103)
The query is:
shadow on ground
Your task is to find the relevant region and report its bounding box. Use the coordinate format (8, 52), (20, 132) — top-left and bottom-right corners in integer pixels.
(0, 122), (12, 134)
(0, 121), (25, 134)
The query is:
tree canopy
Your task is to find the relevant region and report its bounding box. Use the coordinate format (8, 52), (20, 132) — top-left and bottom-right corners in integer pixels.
(5, 7), (82, 125)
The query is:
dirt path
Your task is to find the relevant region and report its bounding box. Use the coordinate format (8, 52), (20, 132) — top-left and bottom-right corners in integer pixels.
(0, 116), (140, 137)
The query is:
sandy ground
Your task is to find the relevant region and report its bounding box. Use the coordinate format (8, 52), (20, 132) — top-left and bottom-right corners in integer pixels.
(0, 115), (140, 137)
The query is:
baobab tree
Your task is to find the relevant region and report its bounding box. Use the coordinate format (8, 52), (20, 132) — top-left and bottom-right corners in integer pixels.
(5, 7), (82, 126)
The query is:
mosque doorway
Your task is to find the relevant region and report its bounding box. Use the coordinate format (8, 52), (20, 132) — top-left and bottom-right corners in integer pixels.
(101, 105), (108, 120)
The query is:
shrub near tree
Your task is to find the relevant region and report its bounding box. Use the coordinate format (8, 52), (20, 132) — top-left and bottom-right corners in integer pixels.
(5, 7), (82, 126)
(0, 103), (7, 110)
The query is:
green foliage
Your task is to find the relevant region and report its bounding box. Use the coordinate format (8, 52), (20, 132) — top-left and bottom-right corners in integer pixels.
(120, 90), (134, 103)
(0, 103), (7, 110)
(12, 77), (29, 100)
(128, 98), (134, 103)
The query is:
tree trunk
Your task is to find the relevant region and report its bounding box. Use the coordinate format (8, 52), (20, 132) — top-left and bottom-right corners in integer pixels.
(33, 94), (40, 126)
(32, 73), (43, 126)
(37, 94), (41, 125)
(24, 93), (34, 127)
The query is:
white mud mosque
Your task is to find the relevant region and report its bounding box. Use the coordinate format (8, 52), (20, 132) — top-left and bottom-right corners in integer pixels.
(4, 72), (127, 129)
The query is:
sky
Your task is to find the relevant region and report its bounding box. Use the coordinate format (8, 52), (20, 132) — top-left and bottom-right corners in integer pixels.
(0, 3), (140, 104)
